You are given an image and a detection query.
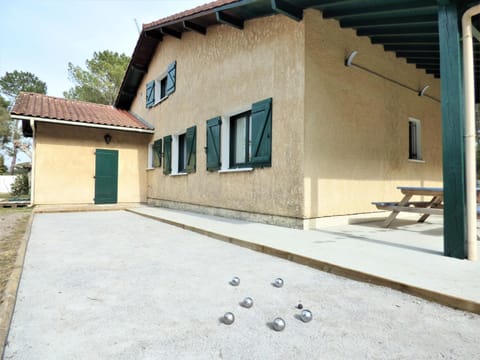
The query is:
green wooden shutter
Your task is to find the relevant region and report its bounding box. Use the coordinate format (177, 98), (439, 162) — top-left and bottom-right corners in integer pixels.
(163, 135), (172, 175)
(250, 97), (272, 167)
(166, 61), (176, 95)
(146, 80), (155, 108)
(152, 139), (162, 168)
(186, 125), (196, 173)
(206, 117), (221, 171)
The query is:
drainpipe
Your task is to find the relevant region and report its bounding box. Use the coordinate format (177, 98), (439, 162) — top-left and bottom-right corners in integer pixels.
(462, 5), (480, 261)
(29, 119), (35, 207)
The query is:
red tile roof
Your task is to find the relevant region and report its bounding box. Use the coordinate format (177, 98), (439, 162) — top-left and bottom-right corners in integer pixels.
(144, 0), (241, 30)
(11, 92), (153, 131)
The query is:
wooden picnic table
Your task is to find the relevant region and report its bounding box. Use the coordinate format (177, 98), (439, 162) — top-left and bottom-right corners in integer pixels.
(373, 186), (445, 228)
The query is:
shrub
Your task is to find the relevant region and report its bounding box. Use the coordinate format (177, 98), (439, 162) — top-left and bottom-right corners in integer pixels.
(10, 174), (29, 196)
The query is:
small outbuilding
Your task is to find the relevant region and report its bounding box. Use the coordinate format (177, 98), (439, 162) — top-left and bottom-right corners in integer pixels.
(10, 93), (154, 206)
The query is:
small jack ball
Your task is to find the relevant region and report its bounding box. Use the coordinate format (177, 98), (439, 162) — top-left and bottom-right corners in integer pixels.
(297, 303), (303, 310)
(230, 276), (240, 286)
(272, 317), (286, 331)
(223, 312), (235, 325)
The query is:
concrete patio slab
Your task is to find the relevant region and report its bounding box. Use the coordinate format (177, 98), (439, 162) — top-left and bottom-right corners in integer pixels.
(4, 211), (480, 359)
(128, 206), (480, 314)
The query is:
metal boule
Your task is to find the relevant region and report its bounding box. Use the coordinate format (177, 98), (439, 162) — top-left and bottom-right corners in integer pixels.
(241, 297), (254, 308)
(273, 278), (284, 288)
(230, 276), (240, 286)
(272, 317), (286, 331)
(223, 312), (235, 325)
(300, 309), (312, 323)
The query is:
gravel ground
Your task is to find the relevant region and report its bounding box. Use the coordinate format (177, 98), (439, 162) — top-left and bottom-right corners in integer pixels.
(4, 211), (480, 360)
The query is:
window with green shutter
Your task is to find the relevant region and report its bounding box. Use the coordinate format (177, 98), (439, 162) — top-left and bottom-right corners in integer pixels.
(147, 60), (177, 108)
(152, 139), (162, 168)
(206, 117), (221, 171)
(225, 97), (272, 169)
(186, 125), (196, 173)
(163, 135), (172, 175)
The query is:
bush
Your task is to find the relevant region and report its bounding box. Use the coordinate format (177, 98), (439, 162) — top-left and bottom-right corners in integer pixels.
(10, 174), (29, 196)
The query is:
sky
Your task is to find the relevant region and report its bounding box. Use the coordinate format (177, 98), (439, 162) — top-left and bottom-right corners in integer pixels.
(0, 0), (209, 99)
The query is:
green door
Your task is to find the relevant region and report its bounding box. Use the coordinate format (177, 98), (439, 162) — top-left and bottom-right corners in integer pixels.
(94, 149), (118, 204)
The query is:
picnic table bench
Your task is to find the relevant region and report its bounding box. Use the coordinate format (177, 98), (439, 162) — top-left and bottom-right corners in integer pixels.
(372, 186), (445, 227)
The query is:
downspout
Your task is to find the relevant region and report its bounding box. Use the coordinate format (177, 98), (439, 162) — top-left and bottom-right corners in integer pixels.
(29, 119), (35, 207)
(462, 5), (480, 261)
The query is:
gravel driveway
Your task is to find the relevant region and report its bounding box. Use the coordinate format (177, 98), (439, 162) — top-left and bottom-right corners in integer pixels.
(4, 211), (480, 359)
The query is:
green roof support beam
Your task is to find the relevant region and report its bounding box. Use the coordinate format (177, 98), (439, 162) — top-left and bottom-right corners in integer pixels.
(371, 35), (439, 44)
(357, 24), (439, 36)
(323, 1), (437, 19)
(216, 11), (244, 30)
(340, 14), (437, 28)
(439, 2), (467, 259)
(271, 0), (303, 22)
(144, 30), (163, 40)
(161, 27), (182, 39)
(183, 21), (207, 35)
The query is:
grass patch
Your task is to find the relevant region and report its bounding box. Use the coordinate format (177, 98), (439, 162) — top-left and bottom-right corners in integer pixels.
(0, 208), (31, 305)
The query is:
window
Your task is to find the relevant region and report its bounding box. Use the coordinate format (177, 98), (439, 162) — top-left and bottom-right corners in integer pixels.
(146, 60), (176, 108)
(155, 76), (168, 103)
(163, 125), (196, 175)
(178, 133), (187, 173)
(408, 118), (422, 160)
(206, 98), (272, 171)
(230, 111), (252, 167)
(150, 139), (162, 168)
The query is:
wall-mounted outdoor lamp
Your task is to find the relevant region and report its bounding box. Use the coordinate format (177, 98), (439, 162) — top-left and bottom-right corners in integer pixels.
(104, 134), (112, 144)
(418, 85), (430, 97)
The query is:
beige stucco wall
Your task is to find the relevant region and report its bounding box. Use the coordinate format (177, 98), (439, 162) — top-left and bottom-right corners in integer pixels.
(130, 15), (306, 220)
(303, 9), (442, 218)
(33, 123), (150, 205)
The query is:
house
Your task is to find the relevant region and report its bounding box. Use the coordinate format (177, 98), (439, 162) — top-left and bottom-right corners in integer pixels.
(11, 0), (477, 259)
(10, 93), (153, 205)
(115, 0), (444, 230)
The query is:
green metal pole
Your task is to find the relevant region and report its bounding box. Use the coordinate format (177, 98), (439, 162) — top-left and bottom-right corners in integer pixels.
(439, 3), (467, 258)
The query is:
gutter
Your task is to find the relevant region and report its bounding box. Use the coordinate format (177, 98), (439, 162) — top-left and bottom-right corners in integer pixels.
(462, 5), (480, 261)
(10, 115), (155, 134)
(29, 119), (35, 207)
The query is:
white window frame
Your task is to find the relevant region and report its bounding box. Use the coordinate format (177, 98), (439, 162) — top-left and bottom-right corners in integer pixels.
(154, 71), (169, 106)
(219, 105), (254, 173)
(147, 142), (154, 170)
(408, 117), (423, 161)
(171, 130), (188, 176)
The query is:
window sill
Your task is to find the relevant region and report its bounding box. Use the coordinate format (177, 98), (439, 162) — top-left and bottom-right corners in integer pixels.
(218, 167), (254, 174)
(408, 159), (425, 164)
(146, 167), (155, 171)
(170, 172), (188, 177)
(153, 95), (168, 107)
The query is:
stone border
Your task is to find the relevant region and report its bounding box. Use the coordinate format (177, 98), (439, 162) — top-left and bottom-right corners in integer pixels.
(128, 208), (480, 315)
(0, 212), (34, 358)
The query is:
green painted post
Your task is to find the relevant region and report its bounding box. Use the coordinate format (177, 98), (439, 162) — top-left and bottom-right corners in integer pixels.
(438, 3), (467, 258)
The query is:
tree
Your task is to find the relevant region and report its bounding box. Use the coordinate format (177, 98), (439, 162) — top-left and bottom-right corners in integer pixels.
(0, 154), (7, 174)
(0, 70), (47, 98)
(63, 50), (130, 105)
(0, 71), (47, 174)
